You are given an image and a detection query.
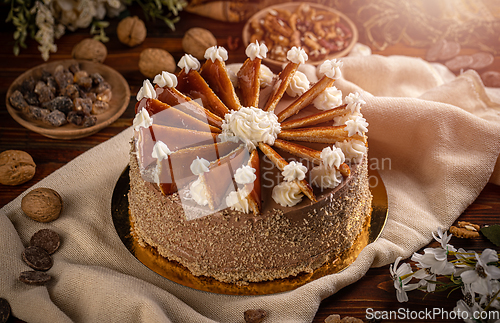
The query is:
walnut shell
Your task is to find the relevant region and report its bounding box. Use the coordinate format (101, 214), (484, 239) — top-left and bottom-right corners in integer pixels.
(71, 39), (107, 63)
(21, 188), (63, 223)
(138, 48), (176, 78)
(0, 150), (36, 186)
(182, 28), (217, 60)
(117, 16), (147, 47)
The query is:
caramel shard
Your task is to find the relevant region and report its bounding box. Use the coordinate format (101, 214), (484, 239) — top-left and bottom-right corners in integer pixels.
(176, 68), (230, 118)
(138, 99), (220, 133)
(137, 124), (218, 170)
(277, 75), (335, 122)
(200, 58), (241, 111)
(278, 126), (365, 143)
(201, 145), (248, 210)
(263, 62), (299, 112)
(280, 104), (348, 129)
(273, 138), (322, 165)
(237, 57), (261, 108)
(155, 86), (223, 129)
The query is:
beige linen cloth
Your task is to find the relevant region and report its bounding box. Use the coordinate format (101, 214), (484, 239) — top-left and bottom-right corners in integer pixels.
(2, 54), (500, 322)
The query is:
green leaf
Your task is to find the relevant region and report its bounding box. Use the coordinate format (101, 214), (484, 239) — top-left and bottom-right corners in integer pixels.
(163, 18), (174, 30)
(96, 21), (109, 28)
(480, 225), (500, 246)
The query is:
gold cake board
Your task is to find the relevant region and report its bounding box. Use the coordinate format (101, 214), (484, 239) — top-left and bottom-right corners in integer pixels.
(111, 167), (388, 295)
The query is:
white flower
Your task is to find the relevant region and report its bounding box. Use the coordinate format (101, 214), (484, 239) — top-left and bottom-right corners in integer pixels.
(413, 268), (437, 292)
(107, 0), (121, 8)
(454, 248), (477, 275)
(411, 227), (457, 276)
(453, 299), (483, 323)
(433, 227), (457, 256)
(411, 248), (455, 275)
(460, 283), (477, 309)
(32, 1), (57, 61)
(390, 256), (418, 302)
(479, 280), (500, 309)
(461, 249), (500, 296)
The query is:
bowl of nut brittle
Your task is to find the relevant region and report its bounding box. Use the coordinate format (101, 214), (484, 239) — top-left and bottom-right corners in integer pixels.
(6, 59), (130, 140)
(243, 2), (358, 67)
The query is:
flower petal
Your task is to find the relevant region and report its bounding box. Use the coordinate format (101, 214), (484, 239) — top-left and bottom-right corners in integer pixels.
(461, 270), (479, 284)
(481, 248), (499, 263)
(396, 289), (409, 302)
(486, 265), (500, 280)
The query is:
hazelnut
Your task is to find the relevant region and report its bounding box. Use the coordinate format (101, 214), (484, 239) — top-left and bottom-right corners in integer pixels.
(0, 150), (36, 186)
(71, 38), (107, 63)
(21, 188), (63, 223)
(117, 16), (147, 47)
(182, 28), (217, 60)
(139, 48), (176, 78)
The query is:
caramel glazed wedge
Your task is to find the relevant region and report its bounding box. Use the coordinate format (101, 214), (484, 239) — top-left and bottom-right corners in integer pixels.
(128, 42), (373, 284)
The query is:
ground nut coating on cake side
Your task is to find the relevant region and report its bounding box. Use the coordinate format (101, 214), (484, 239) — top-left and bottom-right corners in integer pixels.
(128, 146), (372, 283)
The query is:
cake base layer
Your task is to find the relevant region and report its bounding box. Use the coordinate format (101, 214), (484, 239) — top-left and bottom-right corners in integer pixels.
(128, 150), (373, 284)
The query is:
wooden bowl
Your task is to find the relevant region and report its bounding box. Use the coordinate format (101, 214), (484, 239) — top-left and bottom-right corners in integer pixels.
(242, 2), (359, 68)
(6, 59), (130, 140)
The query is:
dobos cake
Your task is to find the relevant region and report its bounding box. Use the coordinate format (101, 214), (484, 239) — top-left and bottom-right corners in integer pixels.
(128, 42), (372, 284)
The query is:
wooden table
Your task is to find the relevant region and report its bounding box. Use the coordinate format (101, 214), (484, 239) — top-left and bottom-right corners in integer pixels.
(1, 4), (499, 322)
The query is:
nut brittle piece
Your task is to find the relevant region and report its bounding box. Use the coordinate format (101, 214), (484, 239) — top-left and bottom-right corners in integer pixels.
(248, 3), (352, 63)
(278, 126), (366, 144)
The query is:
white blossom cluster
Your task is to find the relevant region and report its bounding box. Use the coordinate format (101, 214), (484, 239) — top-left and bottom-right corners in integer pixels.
(31, 1), (60, 61)
(20, 0), (125, 61)
(391, 228), (500, 322)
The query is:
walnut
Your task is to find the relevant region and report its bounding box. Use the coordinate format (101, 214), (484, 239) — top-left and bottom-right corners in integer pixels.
(182, 28), (217, 60)
(325, 314), (364, 323)
(21, 188), (63, 223)
(138, 48), (176, 78)
(244, 309), (267, 323)
(0, 150), (36, 186)
(458, 221), (480, 231)
(71, 38), (107, 63)
(117, 16), (147, 47)
(450, 221), (481, 239)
